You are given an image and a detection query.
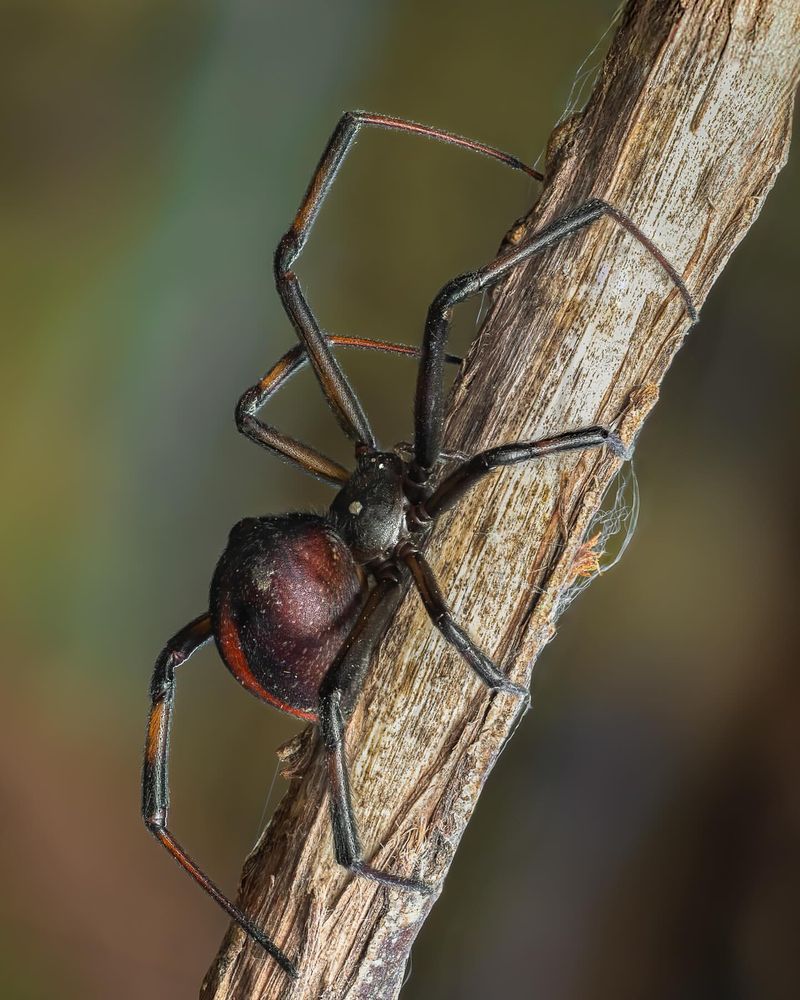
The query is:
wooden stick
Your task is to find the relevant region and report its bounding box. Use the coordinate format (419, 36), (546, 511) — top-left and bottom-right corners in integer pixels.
(202, 2), (799, 996)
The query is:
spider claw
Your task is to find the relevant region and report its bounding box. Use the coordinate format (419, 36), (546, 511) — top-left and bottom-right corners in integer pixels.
(411, 878), (436, 897)
(494, 680), (530, 701)
(245, 923), (299, 977)
(349, 860), (434, 896)
(605, 430), (634, 461)
(281, 956), (301, 980)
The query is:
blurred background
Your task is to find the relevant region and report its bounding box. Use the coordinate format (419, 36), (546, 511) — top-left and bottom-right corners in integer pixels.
(2, 2), (798, 998)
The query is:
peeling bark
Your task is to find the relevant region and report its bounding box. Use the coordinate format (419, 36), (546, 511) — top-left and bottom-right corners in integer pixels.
(202, 2), (799, 996)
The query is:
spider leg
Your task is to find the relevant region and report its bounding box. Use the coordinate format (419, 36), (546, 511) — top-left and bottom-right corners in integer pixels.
(318, 576), (433, 895)
(413, 198), (698, 477)
(237, 335), (461, 486)
(274, 111), (540, 449)
(400, 547), (528, 701)
(422, 425), (624, 519)
(142, 613), (299, 979)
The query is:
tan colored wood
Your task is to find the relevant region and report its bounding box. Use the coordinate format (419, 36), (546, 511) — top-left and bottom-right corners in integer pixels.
(202, 2), (799, 996)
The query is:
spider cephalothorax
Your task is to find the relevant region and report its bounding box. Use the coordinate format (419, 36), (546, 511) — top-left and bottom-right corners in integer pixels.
(329, 450), (410, 562)
(142, 111), (697, 979)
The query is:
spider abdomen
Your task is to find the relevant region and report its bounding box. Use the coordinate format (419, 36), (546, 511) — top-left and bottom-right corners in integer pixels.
(210, 514), (367, 720)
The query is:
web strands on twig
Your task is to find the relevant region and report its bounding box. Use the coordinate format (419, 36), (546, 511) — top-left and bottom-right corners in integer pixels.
(556, 460), (640, 616)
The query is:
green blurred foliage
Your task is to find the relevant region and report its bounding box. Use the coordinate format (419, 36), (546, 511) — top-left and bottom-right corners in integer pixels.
(1, 2), (797, 998)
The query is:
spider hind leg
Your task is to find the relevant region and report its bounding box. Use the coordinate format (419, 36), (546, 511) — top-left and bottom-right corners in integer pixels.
(142, 613), (299, 978)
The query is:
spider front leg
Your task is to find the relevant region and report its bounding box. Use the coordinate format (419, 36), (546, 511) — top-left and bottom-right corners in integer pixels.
(399, 546), (529, 702)
(273, 110), (541, 449)
(318, 576), (433, 895)
(142, 613), (299, 979)
(412, 198), (697, 476)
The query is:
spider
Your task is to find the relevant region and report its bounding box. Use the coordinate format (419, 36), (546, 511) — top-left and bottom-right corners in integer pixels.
(142, 111), (697, 978)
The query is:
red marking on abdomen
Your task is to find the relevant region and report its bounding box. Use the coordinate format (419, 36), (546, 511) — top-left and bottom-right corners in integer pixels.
(217, 600), (318, 722)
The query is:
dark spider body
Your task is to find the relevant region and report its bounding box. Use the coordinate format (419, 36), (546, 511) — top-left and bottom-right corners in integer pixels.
(329, 450), (409, 561)
(211, 452), (412, 721)
(142, 111), (697, 980)
(211, 514), (366, 721)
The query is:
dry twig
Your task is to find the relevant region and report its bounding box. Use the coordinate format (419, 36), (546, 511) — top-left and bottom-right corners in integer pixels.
(202, 2), (799, 996)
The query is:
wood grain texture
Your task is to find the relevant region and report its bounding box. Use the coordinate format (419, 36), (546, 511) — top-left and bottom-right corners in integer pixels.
(202, 1), (799, 996)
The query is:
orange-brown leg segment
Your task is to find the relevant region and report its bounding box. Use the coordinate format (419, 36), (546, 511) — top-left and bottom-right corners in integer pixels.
(142, 613), (299, 978)
(273, 111), (541, 450)
(236, 334), (462, 485)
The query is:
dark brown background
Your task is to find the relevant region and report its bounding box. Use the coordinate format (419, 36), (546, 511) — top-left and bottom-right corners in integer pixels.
(2, 2), (797, 998)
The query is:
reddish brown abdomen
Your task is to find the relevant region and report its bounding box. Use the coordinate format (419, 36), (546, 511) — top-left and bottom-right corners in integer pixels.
(210, 514), (366, 720)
